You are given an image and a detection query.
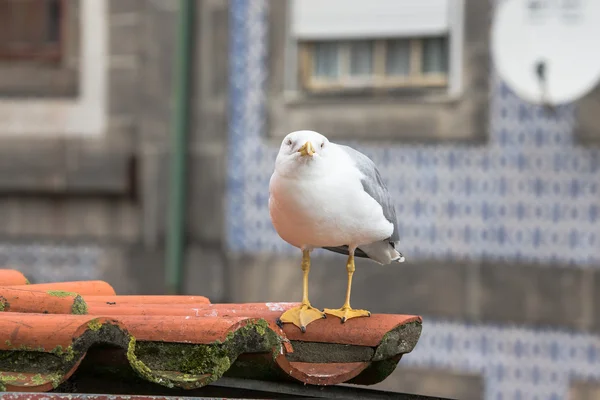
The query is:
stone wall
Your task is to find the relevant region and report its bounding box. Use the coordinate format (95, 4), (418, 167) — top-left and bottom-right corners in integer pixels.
(0, 0), (230, 302)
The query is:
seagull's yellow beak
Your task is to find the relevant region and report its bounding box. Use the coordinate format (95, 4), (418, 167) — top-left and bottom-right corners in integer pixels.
(297, 141), (315, 157)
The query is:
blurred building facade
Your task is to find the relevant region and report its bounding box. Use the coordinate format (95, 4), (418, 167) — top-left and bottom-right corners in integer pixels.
(1, 0), (600, 399)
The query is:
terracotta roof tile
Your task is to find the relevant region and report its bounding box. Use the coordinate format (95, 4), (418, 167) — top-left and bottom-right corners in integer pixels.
(0, 269), (29, 286)
(5, 280), (117, 296)
(84, 294), (210, 305)
(0, 287), (89, 314)
(0, 269), (423, 393)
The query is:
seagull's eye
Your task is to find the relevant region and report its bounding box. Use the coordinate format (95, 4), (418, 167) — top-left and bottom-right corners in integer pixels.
(320, 142), (325, 148)
(286, 139), (292, 146)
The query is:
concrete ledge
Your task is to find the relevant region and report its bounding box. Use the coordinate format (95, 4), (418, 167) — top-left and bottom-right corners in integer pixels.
(0, 147), (135, 197)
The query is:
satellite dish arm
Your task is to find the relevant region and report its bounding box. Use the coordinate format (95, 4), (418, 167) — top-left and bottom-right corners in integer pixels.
(535, 59), (556, 115)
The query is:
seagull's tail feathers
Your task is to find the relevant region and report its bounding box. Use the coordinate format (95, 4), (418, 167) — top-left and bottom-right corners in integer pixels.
(359, 241), (406, 265)
(391, 251), (406, 263)
(389, 241), (406, 263)
(321, 241), (405, 265)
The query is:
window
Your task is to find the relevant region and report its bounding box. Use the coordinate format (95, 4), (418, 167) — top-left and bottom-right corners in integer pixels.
(0, 0), (66, 63)
(0, 0), (78, 98)
(300, 37), (449, 92)
(290, 0), (459, 95)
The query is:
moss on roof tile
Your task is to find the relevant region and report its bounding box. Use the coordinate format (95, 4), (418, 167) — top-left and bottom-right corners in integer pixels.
(373, 320), (422, 362)
(0, 296), (9, 312)
(87, 318), (103, 331)
(127, 318), (281, 389)
(71, 295), (88, 315)
(0, 318), (283, 391)
(46, 290), (78, 298)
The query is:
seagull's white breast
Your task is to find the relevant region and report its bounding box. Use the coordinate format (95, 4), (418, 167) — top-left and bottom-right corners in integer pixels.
(269, 165), (393, 250)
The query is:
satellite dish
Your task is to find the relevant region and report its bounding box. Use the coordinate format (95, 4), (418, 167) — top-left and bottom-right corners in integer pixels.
(491, 0), (600, 106)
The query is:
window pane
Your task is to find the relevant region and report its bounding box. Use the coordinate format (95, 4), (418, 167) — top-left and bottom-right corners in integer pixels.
(0, 0), (63, 60)
(422, 37), (448, 74)
(385, 39), (410, 76)
(349, 41), (373, 76)
(313, 42), (339, 79)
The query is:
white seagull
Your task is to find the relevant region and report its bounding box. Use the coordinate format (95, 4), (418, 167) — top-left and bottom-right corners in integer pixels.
(269, 130), (405, 332)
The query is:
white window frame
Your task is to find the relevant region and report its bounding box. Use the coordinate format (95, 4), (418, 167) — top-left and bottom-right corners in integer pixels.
(0, 0), (107, 137)
(284, 0), (465, 98)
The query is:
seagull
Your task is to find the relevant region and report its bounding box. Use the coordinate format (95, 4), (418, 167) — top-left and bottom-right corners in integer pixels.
(269, 130), (405, 332)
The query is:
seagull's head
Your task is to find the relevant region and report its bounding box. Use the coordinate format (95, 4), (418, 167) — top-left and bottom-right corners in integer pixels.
(275, 130), (331, 176)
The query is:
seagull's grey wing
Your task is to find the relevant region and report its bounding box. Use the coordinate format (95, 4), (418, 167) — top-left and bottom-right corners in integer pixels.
(321, 144), (401, 261)
(338, 144), (399, 242)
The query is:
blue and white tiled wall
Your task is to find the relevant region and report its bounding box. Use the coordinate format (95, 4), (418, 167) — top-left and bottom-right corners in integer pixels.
(227, 0), (600, 398)
(0, 243), (102, 283)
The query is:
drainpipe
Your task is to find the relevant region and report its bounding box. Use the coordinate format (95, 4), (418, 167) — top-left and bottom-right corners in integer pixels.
(166, 0), (195, 295)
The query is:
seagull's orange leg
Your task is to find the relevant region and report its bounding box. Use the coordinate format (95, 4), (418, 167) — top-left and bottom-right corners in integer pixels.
(324, 252), (371, 323)
(279, 249), (326, 332)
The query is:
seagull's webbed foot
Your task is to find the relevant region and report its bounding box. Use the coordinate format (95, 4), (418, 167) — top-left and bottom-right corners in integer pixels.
(279, 303), (326, 332)
(278, 248), (326, 333)
(324, 306), (370, 323)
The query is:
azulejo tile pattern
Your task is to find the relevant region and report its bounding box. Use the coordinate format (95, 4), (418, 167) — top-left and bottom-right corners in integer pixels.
(0, 243), (102, 283)
(404, 319), (600, 400)
(227, 0), (600, 398)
